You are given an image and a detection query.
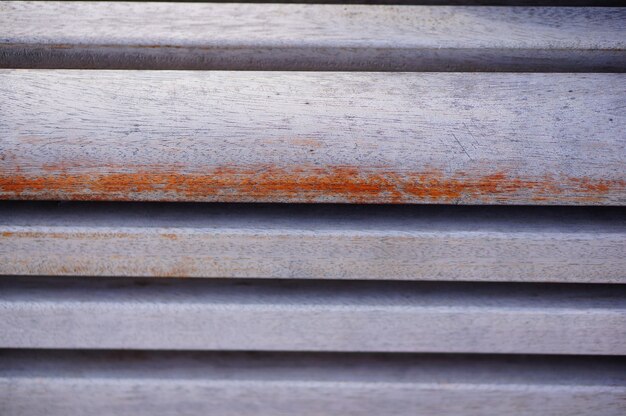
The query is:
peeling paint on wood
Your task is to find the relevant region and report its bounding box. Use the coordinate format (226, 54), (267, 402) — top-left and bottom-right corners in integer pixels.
(1, 71), (624, 204)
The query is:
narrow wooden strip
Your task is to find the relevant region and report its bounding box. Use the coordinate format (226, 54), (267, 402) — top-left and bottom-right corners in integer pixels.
(1, 350), (625, 416)
(0, 202), (624, 282)
(1, 276), (625, 354)
(1, 71), (625, 205)
(20, 1), (626, 5)
(1, 3), (624, 71)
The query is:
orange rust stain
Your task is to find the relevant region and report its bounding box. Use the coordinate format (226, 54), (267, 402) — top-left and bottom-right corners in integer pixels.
(48, 44), (74, 50)
(1, 231), (143, 240)
(0, 165), (623, 204)
(568, 177), (612, 194)
(290, 138), (324, 148)
(156, 265), (194, 278)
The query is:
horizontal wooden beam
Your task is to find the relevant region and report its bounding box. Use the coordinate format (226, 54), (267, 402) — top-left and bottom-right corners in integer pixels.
(1, 276), (625, 354)
(1, 3), (624, 71)
(2, 350), (625, 416)
(1, 202), (624, 282)
(1, 71), (625, 205)
(12, 1), (624, 5)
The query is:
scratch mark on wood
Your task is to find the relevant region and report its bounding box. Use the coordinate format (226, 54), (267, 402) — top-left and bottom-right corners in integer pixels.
(452, 134), (473, 161)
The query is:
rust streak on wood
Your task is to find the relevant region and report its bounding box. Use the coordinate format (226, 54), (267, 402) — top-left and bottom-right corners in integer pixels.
(1, 165), (623, 204)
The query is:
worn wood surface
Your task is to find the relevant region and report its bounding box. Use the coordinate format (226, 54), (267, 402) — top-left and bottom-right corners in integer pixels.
(1, 3), (624, 71)
(18, 1), (626, 5)
(2, 276), (624, 354)
(2, 350), (625, 416)
(1, 202), (624, 282)
(1, 70), (625, 205)
(1, 3), (624, 416)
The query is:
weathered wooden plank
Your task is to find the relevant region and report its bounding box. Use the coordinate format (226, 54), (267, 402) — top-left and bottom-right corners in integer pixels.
(20, 1), (626, 5)
(1, 3), (624, 71)
(1, 350), (625, 416)
(1, 276), (624, 354)
(1, 71), (625, 205)
(1, 202), (624, 282)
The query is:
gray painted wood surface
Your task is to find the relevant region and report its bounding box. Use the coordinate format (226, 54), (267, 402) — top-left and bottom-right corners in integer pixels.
(1, 70), (625, 205)
(1, 350), (625, 416)
(1, 276), (625, 354)
(21, 1), (626, 5)
(1, 3), (624, 71)
(2, 3), (625, 415)
(1, 202), (624, 282)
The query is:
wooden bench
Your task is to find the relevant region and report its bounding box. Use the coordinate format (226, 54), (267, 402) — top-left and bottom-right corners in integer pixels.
(1, 2), (625, 415)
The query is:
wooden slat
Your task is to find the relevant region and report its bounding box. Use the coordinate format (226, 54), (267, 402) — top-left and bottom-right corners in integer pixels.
(21, 1), (626, 5)
(2, 350), (625, 416)
(1, 202), (624, 282)
(1, 276), (625, 354)
(1, 3), (624, 71)
(1, 70), (625, 205)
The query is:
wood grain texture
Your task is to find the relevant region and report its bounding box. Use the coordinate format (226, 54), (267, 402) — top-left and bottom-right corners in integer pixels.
(2, 276), (625, 354)
(1, 202), (624, 282)
(1, 70), (625, 205)
(2, 350), (625, 416)
(1, 3), (625, 71)
(20, 1), (626, 5)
